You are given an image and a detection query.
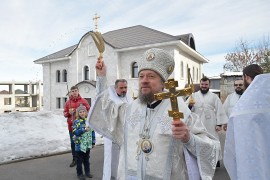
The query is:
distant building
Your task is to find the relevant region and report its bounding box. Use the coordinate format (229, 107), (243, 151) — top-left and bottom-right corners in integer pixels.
(209, 75), (221, 98)
(206, 73), (243, 101)
(34, 25), (209, 111)
(0, 81), (43, 113)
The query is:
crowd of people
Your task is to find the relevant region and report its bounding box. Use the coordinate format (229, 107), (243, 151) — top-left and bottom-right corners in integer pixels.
(63, 48), (269, 180)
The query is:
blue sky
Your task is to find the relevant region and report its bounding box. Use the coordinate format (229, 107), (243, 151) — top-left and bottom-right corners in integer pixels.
(0, 0), (269, 81)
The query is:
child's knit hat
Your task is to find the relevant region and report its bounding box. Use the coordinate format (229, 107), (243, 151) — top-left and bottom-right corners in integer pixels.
(76, 104), (87, 113)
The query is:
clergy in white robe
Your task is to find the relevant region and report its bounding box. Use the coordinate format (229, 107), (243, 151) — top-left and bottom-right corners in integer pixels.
(186, 77), (228, 140)
(223, 92), (241, 118)
(224, 70), (270, 180)
(102, 80), (133, 180)
(89, 48), (220, 180)
(223, 79), (244, 118)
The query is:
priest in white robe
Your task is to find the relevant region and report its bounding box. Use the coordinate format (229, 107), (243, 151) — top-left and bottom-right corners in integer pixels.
(186, 77), (228, 140)
(88, 48), (220, 180)
(102, 80), (133, 180)
(224, 66), (270, 180)
(223, 79), (244, 118)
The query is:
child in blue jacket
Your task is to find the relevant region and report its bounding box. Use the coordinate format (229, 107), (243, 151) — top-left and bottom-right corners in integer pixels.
(72, 104), (96, 180)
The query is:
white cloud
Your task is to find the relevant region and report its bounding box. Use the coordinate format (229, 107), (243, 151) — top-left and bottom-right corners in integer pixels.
(0, 0), (269, 81)
(203, 53), (228, 77)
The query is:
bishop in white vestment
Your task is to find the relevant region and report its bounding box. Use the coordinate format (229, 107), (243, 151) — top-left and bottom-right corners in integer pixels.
(224, 73), (270, 180)
(89, 48), (220, 180)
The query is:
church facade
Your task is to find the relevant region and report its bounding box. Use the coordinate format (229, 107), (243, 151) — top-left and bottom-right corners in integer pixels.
(34, 25), (208, 110)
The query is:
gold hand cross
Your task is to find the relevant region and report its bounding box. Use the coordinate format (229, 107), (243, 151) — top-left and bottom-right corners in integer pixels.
(154, 79), (193, 120)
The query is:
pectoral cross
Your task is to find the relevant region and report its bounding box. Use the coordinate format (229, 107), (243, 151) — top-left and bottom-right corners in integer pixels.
(154, 79), (193, 120)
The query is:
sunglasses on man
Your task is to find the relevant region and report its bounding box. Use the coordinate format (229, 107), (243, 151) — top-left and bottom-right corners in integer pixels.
(234, 84), (243, 87)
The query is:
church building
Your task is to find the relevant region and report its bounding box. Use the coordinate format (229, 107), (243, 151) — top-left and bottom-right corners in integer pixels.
(34, 25), (208, 110)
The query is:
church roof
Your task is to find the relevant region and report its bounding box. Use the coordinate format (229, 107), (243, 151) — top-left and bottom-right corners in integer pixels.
(34, 44), (77, 63)
(34, 25), (195, 63)
(102, 25), (181, 49)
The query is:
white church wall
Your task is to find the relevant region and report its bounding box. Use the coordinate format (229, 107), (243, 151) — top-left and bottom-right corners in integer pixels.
(77, 34), (119, 85)
(68, 52), (79, 87)
(44, 62), (66, 110)
(50, 60), (70, 110)
(76, 83), (96, 106)
(173, 48), (184, 88)
(42, 63), (51, 110)
(117, 49), (145, 97)
(40, 34), (206, 110)
(101, 45), (119, 86)
(59, 35), (120, 106)
(77, 35), (98, 82)
(175, 49), (202, 88)
(42, 60), (70, 110)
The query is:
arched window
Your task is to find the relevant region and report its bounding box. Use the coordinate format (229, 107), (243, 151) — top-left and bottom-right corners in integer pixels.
(180, 61), (184, 78)
(189, 37), (196, 50)
(62, 69), (67, 82)
(56, 70), (61, 82)
(84, 66), (89, 80)
(132, 62), (138, 78)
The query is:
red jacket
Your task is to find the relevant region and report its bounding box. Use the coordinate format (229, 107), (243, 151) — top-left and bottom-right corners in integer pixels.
(63, 94), (90, 131)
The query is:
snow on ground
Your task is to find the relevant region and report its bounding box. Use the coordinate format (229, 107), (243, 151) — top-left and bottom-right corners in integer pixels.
(0, 110), (103, 164)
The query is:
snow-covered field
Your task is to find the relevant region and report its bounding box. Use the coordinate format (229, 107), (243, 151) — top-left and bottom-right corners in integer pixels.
(0, 110), (103, 164)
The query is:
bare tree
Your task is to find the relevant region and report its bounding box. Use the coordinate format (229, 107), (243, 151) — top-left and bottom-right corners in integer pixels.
(260, 52), (270, 73)
(224, 36), (270, 73)
(258, 36), (270, 73)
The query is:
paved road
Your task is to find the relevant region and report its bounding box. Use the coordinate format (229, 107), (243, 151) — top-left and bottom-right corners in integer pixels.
(0, 146), (104, 180)
(0, 143), (230, 180)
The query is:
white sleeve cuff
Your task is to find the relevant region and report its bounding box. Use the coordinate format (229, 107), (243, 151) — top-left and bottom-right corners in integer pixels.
(184, 133), (197, 156)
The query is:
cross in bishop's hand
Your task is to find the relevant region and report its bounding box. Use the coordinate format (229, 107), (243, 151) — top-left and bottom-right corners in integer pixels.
(154, 79), (193, 121)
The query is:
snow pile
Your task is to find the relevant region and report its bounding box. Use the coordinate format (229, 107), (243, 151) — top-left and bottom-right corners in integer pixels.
(0, 110), (103, 163)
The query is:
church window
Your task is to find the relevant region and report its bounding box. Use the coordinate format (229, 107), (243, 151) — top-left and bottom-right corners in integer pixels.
(4, 98), (11, 105)
(132, 62), (138, 78)
(189, 37), (196, 50)
(180, 61), (184, 78)
(56, 97), (61, 109)
(84, 66), (89, 80)
(56, 70), (61, 83)
(85, 98), (91, 106)
(62, 69), (67, 82)
(63, 97), (67, 107)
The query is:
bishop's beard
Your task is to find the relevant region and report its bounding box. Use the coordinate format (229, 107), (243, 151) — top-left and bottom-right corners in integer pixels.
(138, 91), (155, 104)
